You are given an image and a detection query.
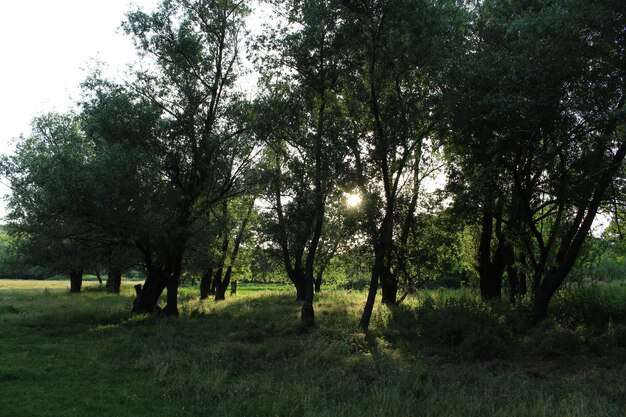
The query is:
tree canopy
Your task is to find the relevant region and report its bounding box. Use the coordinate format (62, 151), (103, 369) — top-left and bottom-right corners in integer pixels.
(1, 0), (624, 330)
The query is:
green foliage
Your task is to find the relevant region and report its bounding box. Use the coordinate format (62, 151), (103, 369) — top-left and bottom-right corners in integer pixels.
(0, 230), (50, 279)
(551, 283), (626, 328)
(413, 295), (512, 360)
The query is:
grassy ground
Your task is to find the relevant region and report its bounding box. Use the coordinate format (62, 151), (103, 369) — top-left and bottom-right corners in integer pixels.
(1, 280), (625, 417)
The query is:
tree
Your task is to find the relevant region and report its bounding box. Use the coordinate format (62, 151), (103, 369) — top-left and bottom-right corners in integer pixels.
(443, 0), (625, 321)
(115, 0), (255, 315)
(338, 0), (467, 330)
(1, 113), (116, 293)
(193, 196), (256, 300)
(254, 0), (351, 325)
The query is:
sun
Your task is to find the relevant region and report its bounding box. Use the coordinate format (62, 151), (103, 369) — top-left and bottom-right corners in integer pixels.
(345, 192), (362, 208)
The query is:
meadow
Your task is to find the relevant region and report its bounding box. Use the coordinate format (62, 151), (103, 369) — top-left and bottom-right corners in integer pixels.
(1, 280), (625, 417)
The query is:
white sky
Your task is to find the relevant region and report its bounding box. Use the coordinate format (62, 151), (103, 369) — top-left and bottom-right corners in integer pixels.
(0, 0), (265, 218)
(0, 1), (164, 154)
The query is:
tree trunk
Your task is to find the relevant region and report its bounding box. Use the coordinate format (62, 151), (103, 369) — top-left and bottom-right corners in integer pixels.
(478, 195), (506, 300)
(290, 269), (306, 301)
(380, 264), (398, 304)
(132, 265), (169, 314)
(532, 269), (563, 323)
(359, 251), (383, 331)
(95, 268), (102, 285)
(163, 275), (179, 316)
(106, 267), (122, 294)
(314, 270), (322, 293)
(230, 280), (237, 295)
(200, 268), (213, 300)
(163, 256), (182, 316)
(69, 269), (83, 293)
(215, 266), (233, 301)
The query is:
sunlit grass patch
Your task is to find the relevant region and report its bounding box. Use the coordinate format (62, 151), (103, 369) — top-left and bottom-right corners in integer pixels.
(1, 280), (625, 416)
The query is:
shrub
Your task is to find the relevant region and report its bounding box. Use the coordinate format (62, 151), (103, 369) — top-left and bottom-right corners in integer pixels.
(551, 284), (626, 328)
(414, 295), (512, 360)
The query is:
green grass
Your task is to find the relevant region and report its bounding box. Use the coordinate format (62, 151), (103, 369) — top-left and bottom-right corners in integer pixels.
(0, 280), (625, 416)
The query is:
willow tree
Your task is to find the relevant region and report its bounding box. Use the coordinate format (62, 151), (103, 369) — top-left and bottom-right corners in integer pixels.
(1, 113), (121, 293)
(115, 0), (255, 315)
(254, 0), (351, 325)
(443, 0), (625, 320)
(339, 0), (467, 330)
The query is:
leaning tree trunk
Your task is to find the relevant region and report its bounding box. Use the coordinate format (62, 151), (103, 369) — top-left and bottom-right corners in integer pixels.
(106, 267), (122, 294)
(359, 250), (383, 331)
(69, 269), (83, 293)
(360, 209), (393, 330)
(532, 138), (626, 322)
(378, 213), (397, 305)
(132, 265), (169, 314)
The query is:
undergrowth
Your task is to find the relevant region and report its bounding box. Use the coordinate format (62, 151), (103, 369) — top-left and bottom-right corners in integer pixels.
(0, 280), (624, 416)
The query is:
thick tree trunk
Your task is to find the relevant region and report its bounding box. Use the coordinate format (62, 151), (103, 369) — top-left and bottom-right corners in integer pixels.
(478, 195), (506, 300)
(162, 256), (182, 316)
(215, 266), (233, 301)
(532, 269), (563, 323)
(132, 265), (169, 314)
(200, 268), (213, 300)
(106, 267), (122, 294)
(163, 275), (179, 316)
(289, 269), (306, 301)
(380, 264), (398, 304)
(481, 263), (504, 300)
(69, 269), (83, 293)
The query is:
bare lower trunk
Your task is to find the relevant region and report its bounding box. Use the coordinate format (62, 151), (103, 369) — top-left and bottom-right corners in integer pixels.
(132, 266), (169, 314)
(69, 269), (83, 293)
(163, 274), (179, 316)
(200, 268), (213, 300)
(106, 267), (122, 294)
(288, 268), (306, 301)
(314, 270), (322, 293)
(380, 265), (397, 304)
(359, 251), (383, 331)
(532, 269), (563, 323)
(215, 266), (233, 301)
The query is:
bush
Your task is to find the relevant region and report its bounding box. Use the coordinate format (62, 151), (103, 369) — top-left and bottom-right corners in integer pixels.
(532, 321), (584, 357)
(551, 284), (626, 328)
(414, 295), (512, 360)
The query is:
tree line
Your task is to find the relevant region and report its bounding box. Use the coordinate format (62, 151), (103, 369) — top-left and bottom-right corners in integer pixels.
(1, 0), (624, 329)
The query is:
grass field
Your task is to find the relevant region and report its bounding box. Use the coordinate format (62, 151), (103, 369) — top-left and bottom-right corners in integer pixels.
(1, 280), (625, 416)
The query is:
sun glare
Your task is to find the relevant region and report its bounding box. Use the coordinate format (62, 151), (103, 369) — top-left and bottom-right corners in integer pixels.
(346, 193), (362, 208)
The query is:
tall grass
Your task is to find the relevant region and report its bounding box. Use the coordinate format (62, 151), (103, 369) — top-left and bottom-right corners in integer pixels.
(0, 281), (625, 416)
